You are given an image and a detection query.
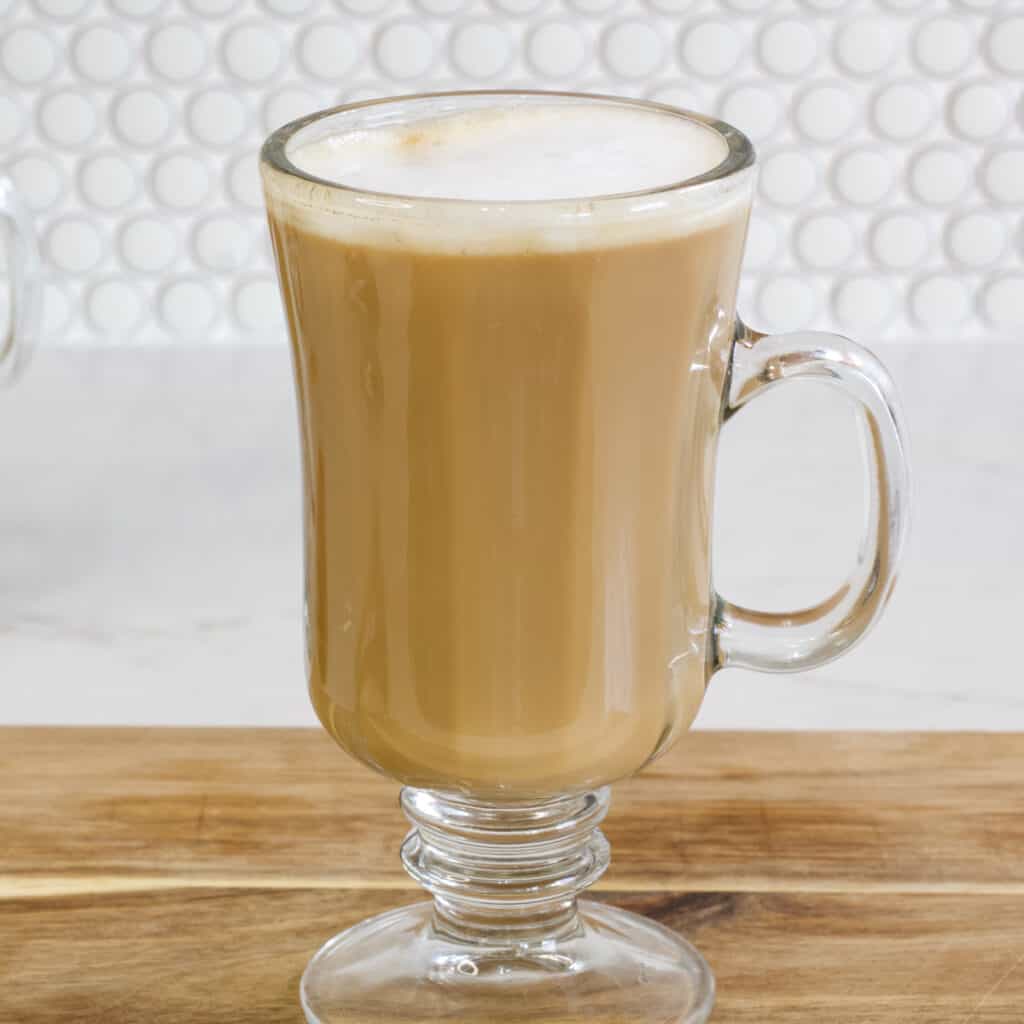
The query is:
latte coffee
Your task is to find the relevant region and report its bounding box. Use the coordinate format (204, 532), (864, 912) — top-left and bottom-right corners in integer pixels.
(263, 98), (752, 796)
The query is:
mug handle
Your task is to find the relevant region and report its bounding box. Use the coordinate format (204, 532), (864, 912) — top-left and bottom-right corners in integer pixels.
(712, 320), (910, 673)
(0, 176), (41, 385)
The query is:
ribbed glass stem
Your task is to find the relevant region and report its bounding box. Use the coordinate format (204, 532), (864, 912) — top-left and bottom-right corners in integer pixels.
(400, 787), (611, 946)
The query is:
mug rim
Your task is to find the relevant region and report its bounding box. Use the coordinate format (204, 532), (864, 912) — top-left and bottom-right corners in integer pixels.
(260, 89), (756, 208)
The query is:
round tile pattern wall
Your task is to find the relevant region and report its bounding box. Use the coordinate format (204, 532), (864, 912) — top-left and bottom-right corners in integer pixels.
(1, 0), (1021, 343)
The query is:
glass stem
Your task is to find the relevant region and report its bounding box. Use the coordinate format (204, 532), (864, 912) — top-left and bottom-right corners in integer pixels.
(400, 787), (612, 947)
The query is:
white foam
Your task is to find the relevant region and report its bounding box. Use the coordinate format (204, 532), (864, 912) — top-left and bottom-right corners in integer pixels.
(288, 104), (728, 201)
(262, 101), (752, 252)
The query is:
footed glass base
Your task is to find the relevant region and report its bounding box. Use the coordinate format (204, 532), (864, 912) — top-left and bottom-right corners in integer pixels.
(302, 787), (713, 1022)
(301, 899), (714, 1024)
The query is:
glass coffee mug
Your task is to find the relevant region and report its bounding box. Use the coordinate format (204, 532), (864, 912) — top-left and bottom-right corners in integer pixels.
(0, 176), (39, 384)
(261, 92), (908, 1024)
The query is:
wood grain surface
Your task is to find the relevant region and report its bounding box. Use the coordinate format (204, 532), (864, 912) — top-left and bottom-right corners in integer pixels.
(3, 728), (1024, 1022)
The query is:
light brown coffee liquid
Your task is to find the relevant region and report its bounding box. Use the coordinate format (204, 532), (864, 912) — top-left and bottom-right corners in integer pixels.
(268, 208), (747, 797)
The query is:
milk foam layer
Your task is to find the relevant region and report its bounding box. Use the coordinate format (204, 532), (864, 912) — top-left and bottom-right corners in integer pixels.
(288, 103), (729, 201)
(265, 100), (751, 251)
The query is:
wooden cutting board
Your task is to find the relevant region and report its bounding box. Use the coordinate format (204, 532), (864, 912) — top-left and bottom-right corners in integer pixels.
(2, 728), (1023, 1022)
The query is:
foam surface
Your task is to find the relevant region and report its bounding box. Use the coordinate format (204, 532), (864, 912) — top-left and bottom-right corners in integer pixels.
(288, 104), (728, 202)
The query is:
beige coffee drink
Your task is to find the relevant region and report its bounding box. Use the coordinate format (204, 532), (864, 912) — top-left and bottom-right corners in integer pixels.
(263, 98), (751, 797)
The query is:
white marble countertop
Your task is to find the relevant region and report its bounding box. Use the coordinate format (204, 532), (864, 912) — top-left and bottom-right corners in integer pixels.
(2, 341), (1020, 730)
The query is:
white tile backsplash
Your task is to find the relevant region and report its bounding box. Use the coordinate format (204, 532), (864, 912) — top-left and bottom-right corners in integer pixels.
(0, 0), (1021, 345)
